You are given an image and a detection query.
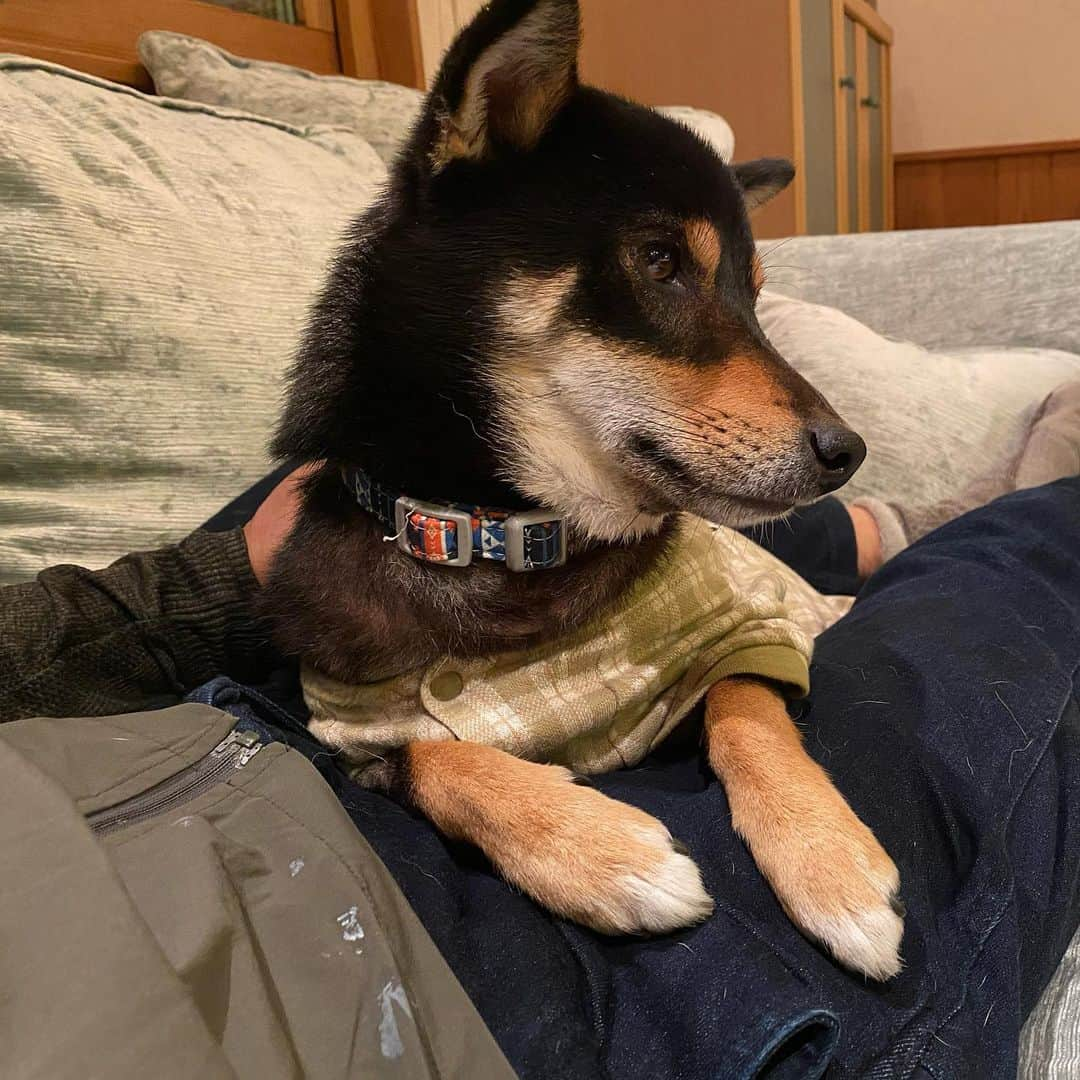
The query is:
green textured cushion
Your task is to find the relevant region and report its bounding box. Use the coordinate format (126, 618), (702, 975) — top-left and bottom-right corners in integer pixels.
(0, 57), (387, 584)
(138, 30), (424, 166)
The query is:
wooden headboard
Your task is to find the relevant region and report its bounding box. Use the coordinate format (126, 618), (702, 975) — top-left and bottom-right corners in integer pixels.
(0, 0), (426, 91)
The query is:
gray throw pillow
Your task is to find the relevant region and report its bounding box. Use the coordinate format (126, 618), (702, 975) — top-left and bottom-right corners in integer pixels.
(0, 57), (387, 583)
(138, 30), (425, 165)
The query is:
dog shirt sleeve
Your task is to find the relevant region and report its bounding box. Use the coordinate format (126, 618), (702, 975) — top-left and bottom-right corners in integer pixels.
(683, 519), (855, 701)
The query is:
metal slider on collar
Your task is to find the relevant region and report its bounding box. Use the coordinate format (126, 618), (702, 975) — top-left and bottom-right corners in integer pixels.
(393, 496), (567, 572)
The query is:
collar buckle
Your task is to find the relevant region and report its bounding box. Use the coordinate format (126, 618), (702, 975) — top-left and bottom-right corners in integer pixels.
(504, 510), (568, 572)
(394, 498), (474, 567)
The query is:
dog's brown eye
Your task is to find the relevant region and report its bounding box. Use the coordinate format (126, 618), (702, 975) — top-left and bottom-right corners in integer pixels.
(643, 246), (679, 283)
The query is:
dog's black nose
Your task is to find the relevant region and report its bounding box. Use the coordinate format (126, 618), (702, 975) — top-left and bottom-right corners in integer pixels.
(809, 422), (866, 492)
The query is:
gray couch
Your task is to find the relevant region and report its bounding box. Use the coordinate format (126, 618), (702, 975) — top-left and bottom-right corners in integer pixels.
(767, 220), (1080, 359)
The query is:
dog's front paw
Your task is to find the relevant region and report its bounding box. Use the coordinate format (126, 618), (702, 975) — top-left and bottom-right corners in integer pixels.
(740, 791), (903, 980)
(394, 742), (713, 937)
(489, 766), (714, 935)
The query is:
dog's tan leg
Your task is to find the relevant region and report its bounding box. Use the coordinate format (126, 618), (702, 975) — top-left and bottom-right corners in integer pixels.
(374, 740), (713, 935)
(704, 677), (903, 979)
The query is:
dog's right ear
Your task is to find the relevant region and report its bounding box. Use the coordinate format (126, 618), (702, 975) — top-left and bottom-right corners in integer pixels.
(423, 0), (581, 171)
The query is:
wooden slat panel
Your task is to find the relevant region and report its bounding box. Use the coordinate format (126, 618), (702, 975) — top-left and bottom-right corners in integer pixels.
(1050, 150), (1080, 220)
(941, 158), (998, 226)
(895, 141), (1080, 230)
(895, 160), (945, 230)
(997, 154), (1053, 225)
(0, 0), (341, 84)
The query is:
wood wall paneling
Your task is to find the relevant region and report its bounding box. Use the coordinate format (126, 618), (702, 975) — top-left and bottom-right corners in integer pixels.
(895, 141), (1080, 230)
(1050, 152), (1080, 220)
(997, 153), (1052, 224)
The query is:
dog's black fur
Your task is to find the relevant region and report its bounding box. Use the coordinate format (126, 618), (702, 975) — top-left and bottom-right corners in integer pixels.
(262, 0), (862, 683)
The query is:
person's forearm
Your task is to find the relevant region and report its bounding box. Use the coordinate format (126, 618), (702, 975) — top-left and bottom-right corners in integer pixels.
(0, 528), (278, 723)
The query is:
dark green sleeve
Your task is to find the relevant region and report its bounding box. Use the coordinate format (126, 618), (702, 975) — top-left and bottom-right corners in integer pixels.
(0, 529), (279, 723)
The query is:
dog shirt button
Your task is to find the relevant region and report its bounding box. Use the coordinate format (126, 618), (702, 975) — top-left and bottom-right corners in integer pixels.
(429, 671), (464, 701)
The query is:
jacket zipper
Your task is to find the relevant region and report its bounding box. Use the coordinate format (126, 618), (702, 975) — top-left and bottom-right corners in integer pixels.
(86, 728), (264, 837)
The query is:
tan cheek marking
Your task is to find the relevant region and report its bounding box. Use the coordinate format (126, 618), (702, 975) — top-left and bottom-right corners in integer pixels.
(654, 354), (799, 448)
(684, 218), (722, 279)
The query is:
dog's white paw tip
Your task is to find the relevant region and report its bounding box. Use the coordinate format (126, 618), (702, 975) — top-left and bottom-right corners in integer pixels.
(818, 897), (904, 981)
(617, 834), (714, 935)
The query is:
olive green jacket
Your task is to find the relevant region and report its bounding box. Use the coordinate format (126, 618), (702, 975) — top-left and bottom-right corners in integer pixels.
(0, 530), (514, 1079)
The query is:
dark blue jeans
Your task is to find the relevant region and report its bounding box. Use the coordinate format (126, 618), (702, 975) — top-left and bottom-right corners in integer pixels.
(199, 478), (1080, 1079)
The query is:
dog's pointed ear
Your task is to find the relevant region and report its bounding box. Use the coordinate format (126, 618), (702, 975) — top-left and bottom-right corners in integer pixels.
(733, 158), (796, 212)
(426, 0), (581, 170)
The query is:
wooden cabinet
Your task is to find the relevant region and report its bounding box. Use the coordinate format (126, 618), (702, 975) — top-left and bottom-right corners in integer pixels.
(812, 0), (894, 233)
(385, 0), (894, 237)
(799, 0), (894, 233)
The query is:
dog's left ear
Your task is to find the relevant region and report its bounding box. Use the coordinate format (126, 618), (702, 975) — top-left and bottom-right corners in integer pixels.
(426, 0), (581, 170)
(733, 158), (796, 212)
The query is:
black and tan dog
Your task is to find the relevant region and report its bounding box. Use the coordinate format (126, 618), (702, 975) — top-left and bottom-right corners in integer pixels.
(264, 0), (903, 979)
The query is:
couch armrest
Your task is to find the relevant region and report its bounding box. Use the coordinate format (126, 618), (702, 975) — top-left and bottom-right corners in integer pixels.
(759, 221), (1080, 355)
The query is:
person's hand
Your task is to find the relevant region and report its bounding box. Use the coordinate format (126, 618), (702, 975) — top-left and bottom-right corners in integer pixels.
(242, 464), (320, 586)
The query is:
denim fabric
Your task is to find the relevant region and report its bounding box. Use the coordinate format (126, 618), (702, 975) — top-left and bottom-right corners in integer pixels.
(193, 478), (1080, 1079)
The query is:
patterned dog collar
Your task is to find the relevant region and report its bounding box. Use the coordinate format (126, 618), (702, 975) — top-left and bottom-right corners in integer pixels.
(342, 465), (568, 572)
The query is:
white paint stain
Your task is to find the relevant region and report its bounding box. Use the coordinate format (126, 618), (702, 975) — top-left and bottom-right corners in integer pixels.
(174, 817), (194, 828)
(336, 905), (365, 943)
(289, 858), (305, 877)
(378, 980), (413, 1059)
